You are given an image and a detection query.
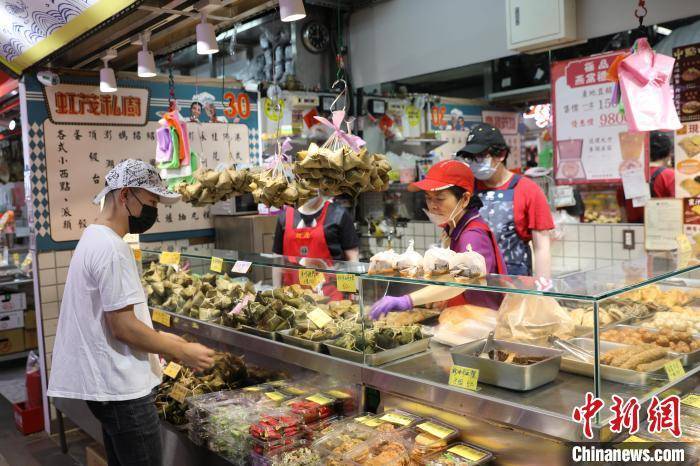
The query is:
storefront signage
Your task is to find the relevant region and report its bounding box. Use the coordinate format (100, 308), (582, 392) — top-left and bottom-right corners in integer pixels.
(673, 42), (700, 123)
(44, 84), (150, 125)
(481, 110), (518, 134)
(552, 51), (648, 184)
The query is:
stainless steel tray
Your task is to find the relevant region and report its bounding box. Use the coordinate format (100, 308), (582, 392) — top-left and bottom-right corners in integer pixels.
(573, 316), (634, 338)
(276, 329), (328, 353)
(598, 324), (700, 366)
(560, 338), (673, 386)
(450, 339), (563, 391)
(325, 337), (431, 366)
(239, 325), (280, 341)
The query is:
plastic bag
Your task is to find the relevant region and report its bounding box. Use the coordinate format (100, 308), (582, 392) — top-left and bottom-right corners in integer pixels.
(423, 246), (456, 277)
(395, 240), (423, 277)
(551, 210), (580, 242)
(448, 245), (487, 281)
(618, 38), (682, 132)
(368, 249), (399, 275)
(494, 294), (574, 346)
(430, 304), (498, 346)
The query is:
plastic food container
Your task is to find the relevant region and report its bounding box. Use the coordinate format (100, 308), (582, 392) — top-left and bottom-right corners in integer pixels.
(409, 418), (461, 461)
(312, 421), (375, 459)
(374, 409), (423, 430)
(303, 415), (340, 441)
(249, 436), (309, 463)
(344, 432), (412, 465)
(279, 384), (314, 397)
(322, 388), (357, 415)
(424, 442), (493, 465)
(249, 409), (305, 442)
(286, 392), (342, 423)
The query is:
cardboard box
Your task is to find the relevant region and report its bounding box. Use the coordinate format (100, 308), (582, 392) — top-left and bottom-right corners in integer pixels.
(0, 310), (23, 331)
(0, 329), (24, 355)
(24, 329), (37, 349)
(0, 293), (26, 312)
(86, 444), (108, 466)
(24, 310), (36, 330)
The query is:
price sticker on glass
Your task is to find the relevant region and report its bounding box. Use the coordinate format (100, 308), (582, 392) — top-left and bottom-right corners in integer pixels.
(231, 260), (252, 274)
(335, 274), (357, 293)
(448, 365), (479, 391)
(681, 394), (700, 409)
(299, 269), (324, 287)
(151, 310), (171, 327)
(159, 251), (181, 265)
(163, 362), (181, 379)
(210, 256), (224, 273)
(264, 391), (286, 402)
(664, 359), (686, 381)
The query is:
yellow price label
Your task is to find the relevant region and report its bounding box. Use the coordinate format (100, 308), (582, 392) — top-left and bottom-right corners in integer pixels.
(210, 257), (224, 273)
(299, 269), (323, 287)
(283, 386), (306, 396)
(159, 251), (181, 265)
(379, 412), (414, 426)
(133, 248), (142, 262)
(163, 361), (181, 379)
(448, 365), (479, 391)
(325, 390), (350, 399)
(243, 386), (264, 392)
(268, 380), (287, 388)
(681, 394), (700, 409)
(664, 359), (686, 381)
(360, 417), (383, 428)
(406, 105), (421, 127)
(169, 383), (190, 403)
(447, 445), (487, 462)
(306, 393), (334, 406)
(265, 391), (286, 402)
(335, 274), (357, 293)
(307, 308), (333, 328)
(152, 309), (171, 327)
(417, 421), (456, 439)
(191, 322), (199, 329)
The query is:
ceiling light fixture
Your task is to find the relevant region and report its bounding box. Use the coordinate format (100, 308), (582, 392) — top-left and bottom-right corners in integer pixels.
(280, 0), (306, 22)
(196, 14), (219, 55)
(654, 25), (672, 36)
(137, 32), (157, 77)
(100, 49), (118, 93)
(8, 120), (16, 131)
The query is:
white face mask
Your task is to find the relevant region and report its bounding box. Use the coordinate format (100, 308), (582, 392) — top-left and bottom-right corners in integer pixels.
(424, 197), (467, 228)
(468, 156), (499, 180)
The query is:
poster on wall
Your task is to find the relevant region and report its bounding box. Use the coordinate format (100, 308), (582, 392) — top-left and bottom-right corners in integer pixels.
(673, 42), (700, 123)
(482, 110), (522, 171)
(674, 122), (700, 198)
(430, 103), (482, 132)
(552, 51), (649, 184)
(24, 76), (259, 250)
(683, 198), (700, 255)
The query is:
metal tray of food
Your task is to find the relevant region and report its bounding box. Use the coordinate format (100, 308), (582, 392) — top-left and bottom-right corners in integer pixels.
(450, 339), (563, 391)
(239, 325), (280, 341)
(573, 316), (634, 338)
(598, 324), (700, 366)
(560, 338), (675, 385)
(325, 337), (431, 366)
(276, 329), (328, 353)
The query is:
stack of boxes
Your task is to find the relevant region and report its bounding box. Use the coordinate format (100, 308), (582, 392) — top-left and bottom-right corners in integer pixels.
(0, 291), (29, 355)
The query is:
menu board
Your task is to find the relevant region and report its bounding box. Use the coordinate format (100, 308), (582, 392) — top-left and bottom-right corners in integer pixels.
(552, 51), (648, 184)
(43, 120), (250, 242)
(674, 122), (700, 198)
(482, 110), (522, 171)
(645, 198), (683, 251)
(672, 42), (700, 123)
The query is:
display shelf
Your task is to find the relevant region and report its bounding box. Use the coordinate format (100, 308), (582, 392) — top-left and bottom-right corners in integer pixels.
(0, 277), (33, 287)
(0, 349), (31, 363)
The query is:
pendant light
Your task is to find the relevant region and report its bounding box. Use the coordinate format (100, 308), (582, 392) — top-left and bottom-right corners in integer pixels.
(280, 0), (306, 22)
(100, 50), (118, 93)
(196, 14), (219, 54)
(137, 32), (157, 78)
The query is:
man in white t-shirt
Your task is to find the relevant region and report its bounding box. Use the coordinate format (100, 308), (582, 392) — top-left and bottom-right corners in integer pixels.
(48, 160), (215, 466)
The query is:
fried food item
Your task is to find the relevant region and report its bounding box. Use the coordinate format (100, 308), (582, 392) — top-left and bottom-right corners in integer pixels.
(601, 344), (669, 371)
(601, 327), (699, 353)
(620, 347), (668, 370)
(601, 347), (628, 366)
(679, 135), (700, 158)
(681, 178), (700, 197)
(681, 67), (700, 82)
(682, 101), (700, 116)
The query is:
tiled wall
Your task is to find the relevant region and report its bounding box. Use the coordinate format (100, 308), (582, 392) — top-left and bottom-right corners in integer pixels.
(550, 223), (646, 272)
(360, 221), (443, 256)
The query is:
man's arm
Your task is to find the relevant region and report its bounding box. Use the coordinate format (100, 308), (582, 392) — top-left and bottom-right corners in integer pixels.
(104, 306), (215, 371)
(532, 230), (551, 279)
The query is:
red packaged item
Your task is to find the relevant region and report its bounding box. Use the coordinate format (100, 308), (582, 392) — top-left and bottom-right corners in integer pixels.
(249, 410), (304, 442)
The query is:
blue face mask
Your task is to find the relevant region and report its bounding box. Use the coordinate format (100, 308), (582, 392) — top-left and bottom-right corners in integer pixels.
(467, 156), (498, 180)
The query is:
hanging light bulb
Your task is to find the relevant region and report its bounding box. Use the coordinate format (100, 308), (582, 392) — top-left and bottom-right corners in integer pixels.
(196, 14), (219, 55)
(100, 52), (117, 93)
(137, 32), (157, 78)
(8, 120), (16, 131)
(280, 0), (306, 22)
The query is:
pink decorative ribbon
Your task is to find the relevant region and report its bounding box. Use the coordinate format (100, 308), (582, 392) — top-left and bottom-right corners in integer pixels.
(314, 110), (366, 152)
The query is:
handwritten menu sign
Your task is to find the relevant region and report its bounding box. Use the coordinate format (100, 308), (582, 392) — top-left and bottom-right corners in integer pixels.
(552, 51), (648, 184)
(44, 120), (250, 242)
(673, 42), (700, 123)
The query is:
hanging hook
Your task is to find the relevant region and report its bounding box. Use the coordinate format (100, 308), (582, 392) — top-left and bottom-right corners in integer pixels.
(329, 79), (348, 113)
(634, 0), (647, 29)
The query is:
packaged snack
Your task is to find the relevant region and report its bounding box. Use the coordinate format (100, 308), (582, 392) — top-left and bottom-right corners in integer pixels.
(249, 409), (305, 442)
(424, 442), (493, 465)
(423, 247), (456, 277)
(368, 249), (400, 275)
(375, 409), (422, 429)
(344, 432), (412, 465)
(396, 240), (424, 278)
(409, 418), (461, 461)
(287, 393), (341, 423)
(313, 421), (375, 458)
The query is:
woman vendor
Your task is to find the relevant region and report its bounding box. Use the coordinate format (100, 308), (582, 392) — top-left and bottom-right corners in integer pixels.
(369, 160), (506, 319)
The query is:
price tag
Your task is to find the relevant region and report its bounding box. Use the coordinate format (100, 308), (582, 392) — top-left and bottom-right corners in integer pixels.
(681, 394), (700, 409)
(299, 269), (323, 287)
(417, 421), (456, 439)
(152, 309), (171, 327)
(163, 362), (181, 379)
(335, 274), (357, 293)
(265, 391), (286, 402)
(447, 445), (487, 462)
(231, 294), (254, 315)
(268, 380), (287, 388)
(306, 393), (334, 406)
(359, 417), (383, 428)
(159, 251), (181, 265)
(448, 365), (479, 391)
(379, 412), (413, 426)
(307, 308), (333, 328)
(133, 248), (142, 262)
(210, 257), (224, 273)
(231, 260), (252, 274)
(283, 386), (305, 396)
(169, 383), (190, 403)
(243, 386), (264, 392)
(325, 390), (350, 399)
(191, 322), (199, 330)
(664, 359), (686, 381)
(123, 233), (140, 244)
(677, 235), (693, 267)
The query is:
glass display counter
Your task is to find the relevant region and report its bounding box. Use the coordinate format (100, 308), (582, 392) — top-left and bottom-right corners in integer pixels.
(138, 248), (700, 445)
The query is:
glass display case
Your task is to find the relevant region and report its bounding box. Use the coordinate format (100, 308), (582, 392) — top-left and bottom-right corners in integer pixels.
(139, 248), (700, 446)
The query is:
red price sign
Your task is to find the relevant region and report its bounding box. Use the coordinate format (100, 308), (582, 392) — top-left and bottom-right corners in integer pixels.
(223, 92), (251, 120)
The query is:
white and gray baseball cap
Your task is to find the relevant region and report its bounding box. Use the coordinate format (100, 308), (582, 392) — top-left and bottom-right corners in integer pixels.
(93, 159), (181, 205)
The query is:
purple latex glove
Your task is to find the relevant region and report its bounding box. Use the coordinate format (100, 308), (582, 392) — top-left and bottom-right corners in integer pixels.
(369, 295), (413, 320)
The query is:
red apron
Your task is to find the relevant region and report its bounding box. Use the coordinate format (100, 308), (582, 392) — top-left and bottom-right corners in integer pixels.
(282, 203), (343, 300)
(446, 217), (507, 307)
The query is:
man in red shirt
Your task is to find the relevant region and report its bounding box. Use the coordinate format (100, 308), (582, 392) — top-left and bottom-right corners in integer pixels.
(623, 131), (675, 222)
(457, 123), (554, 278)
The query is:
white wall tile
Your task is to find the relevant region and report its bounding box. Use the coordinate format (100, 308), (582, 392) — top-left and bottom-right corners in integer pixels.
(55, 267), (69, 285)
(612, 247), (630, 260)
(563, 257), (579, 270)
(39, 268), (57, 286)
(40, 286), (57, 304)
(595, 225), (612, 242)
(564, 241), (579, 258)
(38, 252), (55, 270)
(563, 224), (579, 242)
(629, 248), (645, 259)
(579, 258), (596, 270)
(45, 335), (55, 353)
(596, 259), (613, 268)
(595, 242), (612, 259)
(611, 226), (625, 244)
(42, 301), (59, 320)
(552, 256), (563, 269)
(579, 242), (596, 259)
(579, 224), (595, 240)
(57, 284), (65, 301)
(550, 240), (563, 258)
(55, 250), (72, 268)
(43, 318), (59, 337)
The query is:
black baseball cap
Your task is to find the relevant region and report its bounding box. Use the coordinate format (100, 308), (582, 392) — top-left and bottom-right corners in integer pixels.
(456, 123), (507, 156)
